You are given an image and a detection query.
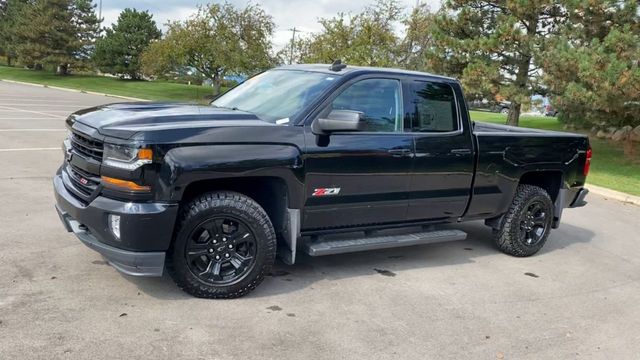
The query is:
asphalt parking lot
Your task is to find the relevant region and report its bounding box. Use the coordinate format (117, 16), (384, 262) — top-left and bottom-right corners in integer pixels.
(0, 80), (639, 359)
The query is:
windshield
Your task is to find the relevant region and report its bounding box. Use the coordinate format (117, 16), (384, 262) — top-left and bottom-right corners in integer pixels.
(211, 70), (337, 123)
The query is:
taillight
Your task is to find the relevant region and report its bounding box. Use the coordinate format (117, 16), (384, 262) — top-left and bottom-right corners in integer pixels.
(583, 147), (592, 176)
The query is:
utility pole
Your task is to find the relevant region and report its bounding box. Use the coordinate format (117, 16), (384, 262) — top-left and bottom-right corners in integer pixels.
(288, 27), (298, 65)
(98, 0), (103, 26)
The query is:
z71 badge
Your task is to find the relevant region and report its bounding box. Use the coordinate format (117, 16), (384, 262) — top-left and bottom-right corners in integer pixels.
(312, 188), (341, 196)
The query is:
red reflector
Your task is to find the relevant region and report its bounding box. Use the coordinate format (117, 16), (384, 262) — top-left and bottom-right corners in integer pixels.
(583, 147), (592, 176)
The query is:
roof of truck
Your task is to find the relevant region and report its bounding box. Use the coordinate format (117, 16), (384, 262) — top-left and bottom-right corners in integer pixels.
(276, 63), (458, 82)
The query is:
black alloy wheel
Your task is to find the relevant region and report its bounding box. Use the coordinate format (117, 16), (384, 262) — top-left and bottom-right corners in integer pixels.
(186, 217), (257, 286)
(518, 200), (549, 247)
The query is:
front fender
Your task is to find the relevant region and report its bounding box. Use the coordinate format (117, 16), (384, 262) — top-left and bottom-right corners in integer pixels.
(156, 144), (305, 208)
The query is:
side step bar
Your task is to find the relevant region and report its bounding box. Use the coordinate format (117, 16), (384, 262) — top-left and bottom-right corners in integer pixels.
(304, 229), (467, 256)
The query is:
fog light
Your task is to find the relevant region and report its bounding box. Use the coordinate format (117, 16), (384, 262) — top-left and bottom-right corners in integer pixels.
(108, 215), (121, 240)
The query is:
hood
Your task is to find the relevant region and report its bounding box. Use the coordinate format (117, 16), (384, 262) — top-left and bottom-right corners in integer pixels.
(69, 102), (274, 139)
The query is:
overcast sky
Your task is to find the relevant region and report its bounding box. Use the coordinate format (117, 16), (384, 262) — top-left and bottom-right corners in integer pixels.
(99, 0), (441, 50)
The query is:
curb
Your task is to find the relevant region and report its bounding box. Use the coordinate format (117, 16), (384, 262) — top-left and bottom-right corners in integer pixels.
(0, 78), (149, 102)
(588, 184), (640, 206)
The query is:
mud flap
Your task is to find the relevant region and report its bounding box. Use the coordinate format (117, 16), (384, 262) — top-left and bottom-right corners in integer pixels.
(279, 208), (300, 265)
(553, 188), (566, 229)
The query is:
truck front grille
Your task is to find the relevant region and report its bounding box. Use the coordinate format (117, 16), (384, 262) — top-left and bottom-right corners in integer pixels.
(70, 132), (103, 163)
(68, 164), (100, 196)
(65, 131), (103, 201)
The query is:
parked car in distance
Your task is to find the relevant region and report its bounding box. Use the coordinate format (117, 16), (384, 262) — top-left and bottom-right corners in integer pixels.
(468, 98), (511, 114)
(54, 62), (591, 298)
(545, 104), (559, 117)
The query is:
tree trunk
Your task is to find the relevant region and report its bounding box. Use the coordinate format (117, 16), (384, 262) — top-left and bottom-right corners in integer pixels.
(505, 10), (539, 127)
(507, 55), (532, 126)
(212, 73), (222, 95)
(56, 64), (68, 75)
(506, 102), (521, 126)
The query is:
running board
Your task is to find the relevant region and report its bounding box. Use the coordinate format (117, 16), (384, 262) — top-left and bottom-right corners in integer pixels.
(304, 229), (467, 256)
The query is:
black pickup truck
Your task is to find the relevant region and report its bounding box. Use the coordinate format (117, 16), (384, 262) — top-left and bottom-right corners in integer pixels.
(54, 63), (590, 298)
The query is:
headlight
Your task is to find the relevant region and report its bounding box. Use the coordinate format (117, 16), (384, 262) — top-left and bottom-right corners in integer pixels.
(103, 144), (153, 170)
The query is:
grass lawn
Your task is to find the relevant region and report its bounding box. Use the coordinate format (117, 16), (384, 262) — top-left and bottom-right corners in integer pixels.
(471, 110), (640, 196)
(0, 65), (220, 102)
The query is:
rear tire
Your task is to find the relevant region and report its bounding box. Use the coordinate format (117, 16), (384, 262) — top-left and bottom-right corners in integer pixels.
(494, 185), (554, 257)
(167, 191), (276, 299)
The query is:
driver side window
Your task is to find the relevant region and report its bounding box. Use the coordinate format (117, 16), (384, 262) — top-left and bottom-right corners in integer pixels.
(330, 78), (402, 132)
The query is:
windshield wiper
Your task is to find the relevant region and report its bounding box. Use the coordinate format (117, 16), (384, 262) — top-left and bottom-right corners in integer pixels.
(211, 104), (244, 112)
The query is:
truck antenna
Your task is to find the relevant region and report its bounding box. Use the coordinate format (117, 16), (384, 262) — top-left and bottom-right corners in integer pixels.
(329, 59), (347, 72)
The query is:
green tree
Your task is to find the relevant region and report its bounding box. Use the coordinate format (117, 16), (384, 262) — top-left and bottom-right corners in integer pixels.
(93, 9), (161, 79)
(141, 2), (274, 95)
(428, 1), (566, 126)
(398, 2), (435, 71)
(300, 0), (403, 67)
(12, 0), (99, 74)
(0, 0), (25, 66)
(0, 0), (7, 63)
(541, 0), (639, 128)
(73, 0), (102, 63)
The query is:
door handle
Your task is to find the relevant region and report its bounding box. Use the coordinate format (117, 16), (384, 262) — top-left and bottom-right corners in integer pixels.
(388, 148), (412, 157)
(450, 148), (472, 155)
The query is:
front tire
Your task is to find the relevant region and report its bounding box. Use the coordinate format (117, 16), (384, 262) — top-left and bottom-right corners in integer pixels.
(494, 185), (554, 257)
(167, 191), (276, 298)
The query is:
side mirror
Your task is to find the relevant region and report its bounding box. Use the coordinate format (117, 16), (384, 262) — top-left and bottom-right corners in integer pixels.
(312, 110), (365, 134)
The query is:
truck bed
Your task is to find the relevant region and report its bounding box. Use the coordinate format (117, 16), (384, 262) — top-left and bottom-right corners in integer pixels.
(473, 121), (569, 135)
(465, 121), (590, 220)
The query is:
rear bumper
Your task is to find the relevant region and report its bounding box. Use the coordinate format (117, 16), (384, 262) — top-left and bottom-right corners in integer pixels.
(569, 188), (589, 208)
(553, 187), (588, 228)
(54, 171), (178, 277)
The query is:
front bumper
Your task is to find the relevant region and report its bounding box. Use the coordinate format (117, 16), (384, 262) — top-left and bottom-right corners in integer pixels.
(54, 171), (178, 277)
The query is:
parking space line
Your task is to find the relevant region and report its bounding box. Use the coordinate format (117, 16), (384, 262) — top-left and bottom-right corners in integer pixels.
(0, 117), (63, 120)
(0, 103), (86, 108)
(0, 98), (83, 102)
(0, 129), (66, 132)
(0, 147), (60, 152)
(0, 105), (60, 118)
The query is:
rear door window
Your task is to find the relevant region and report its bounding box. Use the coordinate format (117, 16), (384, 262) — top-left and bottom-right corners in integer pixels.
(406, 81), (458, 132)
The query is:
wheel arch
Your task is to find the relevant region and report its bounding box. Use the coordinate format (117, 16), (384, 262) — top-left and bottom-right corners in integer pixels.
(518, 170), (563, 202)
(517, 170), (565, 229)
(158, 144), (305, 264)
(180, 177), (287, 228)
(485, 170), (564, 231)
(177, 176), (301, 265)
